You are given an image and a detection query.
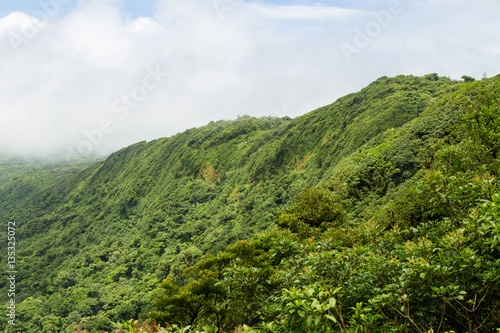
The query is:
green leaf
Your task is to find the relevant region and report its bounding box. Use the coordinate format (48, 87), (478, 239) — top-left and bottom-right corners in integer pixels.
(329, 298), (336, 308)
(306, 315), (314, 327)
(325, 314), (337, 323)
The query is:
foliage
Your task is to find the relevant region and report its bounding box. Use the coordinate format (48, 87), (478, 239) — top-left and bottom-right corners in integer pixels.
(275, 188), (345, 234)
(148, 76), (500, 332)
(3, 74), (499, 332)
(150, 239), (274, 331)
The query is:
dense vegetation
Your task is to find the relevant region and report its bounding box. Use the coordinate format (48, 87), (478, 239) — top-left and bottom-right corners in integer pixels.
(1, 74), (498, 332)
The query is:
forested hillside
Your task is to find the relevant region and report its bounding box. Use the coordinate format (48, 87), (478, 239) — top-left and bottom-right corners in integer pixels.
(1, 74), (498, 333)
(0, 157), (97, 187)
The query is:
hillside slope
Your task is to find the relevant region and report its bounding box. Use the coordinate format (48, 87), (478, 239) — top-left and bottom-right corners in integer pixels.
(149, 76), (500, 333)
(0, 74), (467, 332)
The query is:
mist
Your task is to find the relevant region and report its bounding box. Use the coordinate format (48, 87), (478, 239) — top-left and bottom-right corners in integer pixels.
(1, 0), (499, 158)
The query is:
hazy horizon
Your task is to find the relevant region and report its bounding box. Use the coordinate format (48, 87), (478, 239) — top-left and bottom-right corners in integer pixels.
(1, 0), (500, 158)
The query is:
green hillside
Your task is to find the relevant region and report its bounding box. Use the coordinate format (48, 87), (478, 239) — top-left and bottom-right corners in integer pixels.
(148, 75), (500, 333)
(1, 74), (499, 332)
(0, 157), (97, 187)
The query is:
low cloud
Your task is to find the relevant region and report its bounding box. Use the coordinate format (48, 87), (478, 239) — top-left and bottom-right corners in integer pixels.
(0, 0), (499, 157)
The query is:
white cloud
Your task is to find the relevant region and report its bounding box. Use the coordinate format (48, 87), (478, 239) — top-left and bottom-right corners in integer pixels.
(0, 11), (46, 36)
(126, 17), (164, 34)
(243, 4), (364, 20)
(0, 0), (500, 157)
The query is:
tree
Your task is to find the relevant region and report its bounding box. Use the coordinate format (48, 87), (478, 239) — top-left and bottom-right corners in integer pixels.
(275, 188), (345, 234)
(461, 75), (475, 82)
(150, 239), (274, 331)
(425, 73), (439, 81)
(149, 278), (205, 328)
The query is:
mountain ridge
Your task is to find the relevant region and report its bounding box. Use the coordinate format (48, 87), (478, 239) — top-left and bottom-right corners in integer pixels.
(1, 73), (487, 332)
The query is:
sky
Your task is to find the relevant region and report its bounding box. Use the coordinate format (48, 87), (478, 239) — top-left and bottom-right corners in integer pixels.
(1, 0), (500, 158)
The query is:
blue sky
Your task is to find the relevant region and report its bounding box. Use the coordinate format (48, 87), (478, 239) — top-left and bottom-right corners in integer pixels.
(0, 0), (157, 18)
(0, 0), (367, 18)
(1, 0), (500, 156)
